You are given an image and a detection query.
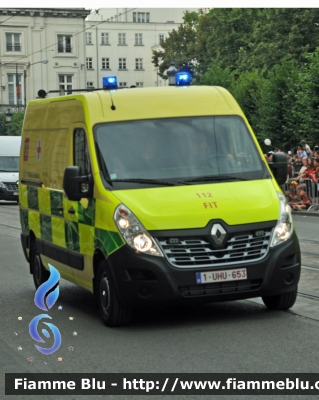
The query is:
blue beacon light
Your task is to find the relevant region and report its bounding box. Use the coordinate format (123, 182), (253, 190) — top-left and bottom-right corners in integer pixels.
(103, 76), (118, 90)
(175, 72), (192, 86)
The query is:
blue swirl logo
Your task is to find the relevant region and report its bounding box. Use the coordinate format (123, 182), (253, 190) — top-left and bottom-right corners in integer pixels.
(29, 263), (62, 355)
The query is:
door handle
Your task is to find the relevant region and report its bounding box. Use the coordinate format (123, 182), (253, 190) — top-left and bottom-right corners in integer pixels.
(68, 207), (75, 214)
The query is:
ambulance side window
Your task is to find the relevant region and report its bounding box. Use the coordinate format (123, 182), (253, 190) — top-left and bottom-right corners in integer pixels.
(74, 129), (91, 176)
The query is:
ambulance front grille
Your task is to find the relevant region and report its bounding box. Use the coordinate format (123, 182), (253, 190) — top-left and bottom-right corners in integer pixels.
(157, 229), (272, 268)
(4, 183), (18, 191)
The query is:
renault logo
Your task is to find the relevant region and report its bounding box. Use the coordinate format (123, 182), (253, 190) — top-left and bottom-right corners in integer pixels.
(211, 223), (226, 245)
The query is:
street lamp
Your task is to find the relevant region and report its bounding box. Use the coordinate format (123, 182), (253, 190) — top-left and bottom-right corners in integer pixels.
(24, 60), (48, 105)
(166, 61), (177, 86)
(5, 108), (12, 136)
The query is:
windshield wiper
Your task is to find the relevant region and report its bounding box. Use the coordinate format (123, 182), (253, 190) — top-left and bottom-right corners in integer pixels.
(110, 178), (181, 186)
(185, 175), (249, 183)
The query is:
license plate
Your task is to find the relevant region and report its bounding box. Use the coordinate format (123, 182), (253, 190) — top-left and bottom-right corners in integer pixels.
(196, 268), (247, 284)
(13, 192), (18, 196)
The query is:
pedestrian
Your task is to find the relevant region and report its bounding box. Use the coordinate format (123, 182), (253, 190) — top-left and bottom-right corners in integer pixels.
(297, 146), (308, 159)
(300, 139), (312, 157)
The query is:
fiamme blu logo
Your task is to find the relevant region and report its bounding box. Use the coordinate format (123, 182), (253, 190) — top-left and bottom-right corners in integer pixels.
(29, 264), (61, 355)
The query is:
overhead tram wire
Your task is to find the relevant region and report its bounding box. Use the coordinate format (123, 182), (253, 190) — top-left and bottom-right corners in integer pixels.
(1, 8), (137, 66)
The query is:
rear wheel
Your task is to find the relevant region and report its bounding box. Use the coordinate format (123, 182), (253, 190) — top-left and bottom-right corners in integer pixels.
(262, 288), (297, 311)
(31, 242), (50, 289)
(96, 261), (132, 327)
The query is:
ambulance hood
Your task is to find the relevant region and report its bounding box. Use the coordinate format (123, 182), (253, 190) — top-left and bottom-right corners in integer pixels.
(0, 172), (19, 183)
(112, 179), (280, 231)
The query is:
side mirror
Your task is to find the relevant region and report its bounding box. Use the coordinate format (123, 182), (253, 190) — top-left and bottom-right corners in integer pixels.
(63, 166), (92, 201)
(268, 152), (287, 185)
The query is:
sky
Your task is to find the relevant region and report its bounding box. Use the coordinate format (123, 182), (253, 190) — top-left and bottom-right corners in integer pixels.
(4, 1), (319, 8)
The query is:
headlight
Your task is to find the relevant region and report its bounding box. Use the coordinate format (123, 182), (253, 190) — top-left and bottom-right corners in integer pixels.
(0, 181), (5, 188)
(270, 192), (293, 247)
(114, 204), (163, 257)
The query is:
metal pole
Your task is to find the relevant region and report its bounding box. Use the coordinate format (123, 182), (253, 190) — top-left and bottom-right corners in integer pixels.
(16, 63), (18, 107)
(24, 69), (26, 106)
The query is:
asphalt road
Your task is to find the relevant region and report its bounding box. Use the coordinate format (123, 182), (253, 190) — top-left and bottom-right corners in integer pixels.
(1, 202), (319, 400)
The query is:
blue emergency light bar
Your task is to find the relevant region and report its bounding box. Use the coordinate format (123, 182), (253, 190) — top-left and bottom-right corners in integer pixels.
(103, 76), (118, 90)
(175, 72), (192, 86)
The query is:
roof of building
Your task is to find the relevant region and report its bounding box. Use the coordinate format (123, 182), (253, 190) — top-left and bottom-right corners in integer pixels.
(0, 8), (90, 19)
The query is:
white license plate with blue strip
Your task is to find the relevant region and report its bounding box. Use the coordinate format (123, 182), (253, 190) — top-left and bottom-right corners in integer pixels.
(196, 268), (247, 284)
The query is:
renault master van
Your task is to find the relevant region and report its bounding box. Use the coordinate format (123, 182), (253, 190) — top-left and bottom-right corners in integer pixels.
(19, 76), (301, 326)
(0, 136), (20, 202)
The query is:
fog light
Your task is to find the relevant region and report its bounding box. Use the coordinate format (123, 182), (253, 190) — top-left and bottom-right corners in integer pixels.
(139, 287), (151, 298)
(285, 273), (294, 284)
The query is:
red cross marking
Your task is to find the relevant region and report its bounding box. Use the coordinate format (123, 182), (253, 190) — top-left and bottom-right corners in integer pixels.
(37, 139), (42, 161)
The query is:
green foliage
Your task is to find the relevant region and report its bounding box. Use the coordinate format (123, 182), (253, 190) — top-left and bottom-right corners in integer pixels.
(0, 113), (5, 136)
(151, 8), (319, 151)
(0, 112), (24, 136)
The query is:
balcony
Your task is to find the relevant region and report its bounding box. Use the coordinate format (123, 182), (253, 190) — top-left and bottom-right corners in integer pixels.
(57, 44), (72, 53)
(6, 44), (22, 52)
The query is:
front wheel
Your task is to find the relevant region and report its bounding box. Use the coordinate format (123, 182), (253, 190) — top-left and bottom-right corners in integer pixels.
(262, 288), (297, 311)
(96, 261), (132, 327)
(31, 243), (50, 289)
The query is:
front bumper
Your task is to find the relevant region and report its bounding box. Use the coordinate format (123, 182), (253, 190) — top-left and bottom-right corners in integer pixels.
(0, 185), (18, 201)
(106, 230), (301, 307)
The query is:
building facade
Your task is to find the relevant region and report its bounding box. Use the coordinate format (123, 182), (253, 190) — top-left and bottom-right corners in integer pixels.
(85, 8), (199, 89)
(0, 8), (199, 111)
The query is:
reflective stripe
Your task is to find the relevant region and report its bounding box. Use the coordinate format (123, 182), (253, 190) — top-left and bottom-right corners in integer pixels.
(94, 227), (124, 258)
(27, 186), (39, 210)
(65, 220), (80, 252)
(38, 188), (51, 215)
(20, 208), (29, 234)
(19, 184), (28, 208)
(40, 214), (52, 242)
(51, 216), (66, 248)
(20, 186), (124, 266)
(79, 224), (94, 256)
(28, 210), (41, 238)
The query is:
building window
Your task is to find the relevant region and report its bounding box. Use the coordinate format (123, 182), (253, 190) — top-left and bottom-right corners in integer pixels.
(87, 82), (94, 89)
(6, 33), (21, 51)
(136, 82), (143, 88)
(8, 74), (22, 105)
(101, 32), (109, 44)
(119, 82), (127, 88)
(119, 58), (126, 70)
(135, 58), (143, 70)
(57, 35), (72, 53)
(118, 33), (126, 45)
(135, 33), (143, 45)
(102, 58), (110, 69)
(59, 75), (73, 92)
(159, 34), (165, 44)
(133, 12), (150, 23)
(86, 32), (92, 44)
(86, 58), (93, 69)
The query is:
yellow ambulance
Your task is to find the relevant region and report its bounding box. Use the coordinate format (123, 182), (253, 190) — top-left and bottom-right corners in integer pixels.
(19, 74), (301, 326)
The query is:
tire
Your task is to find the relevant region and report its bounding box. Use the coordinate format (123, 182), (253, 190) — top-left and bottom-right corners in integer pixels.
(262, 288), (297, 311)
(31, 242), (50, 289)
(96, 260), (132, 327)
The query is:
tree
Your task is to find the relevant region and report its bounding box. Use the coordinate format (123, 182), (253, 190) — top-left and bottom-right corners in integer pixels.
(152, 10), (203, 80)
(0, 112), (24, 136)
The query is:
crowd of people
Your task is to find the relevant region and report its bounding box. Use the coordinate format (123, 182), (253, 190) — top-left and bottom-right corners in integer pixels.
(265, 140), (319, 211)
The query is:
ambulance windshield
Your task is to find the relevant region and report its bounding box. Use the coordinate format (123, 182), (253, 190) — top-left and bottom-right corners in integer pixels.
(0, 156), (19, 172)
(94, 116), (268, 187)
